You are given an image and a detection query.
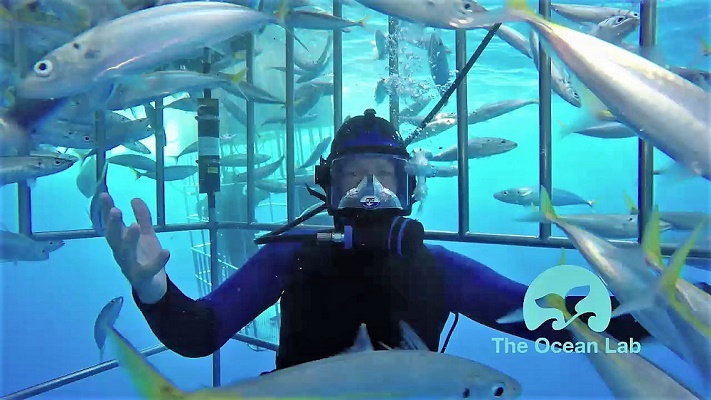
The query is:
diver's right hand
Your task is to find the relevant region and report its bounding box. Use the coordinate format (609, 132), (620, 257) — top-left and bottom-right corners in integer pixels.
(101, 193), (170, 303)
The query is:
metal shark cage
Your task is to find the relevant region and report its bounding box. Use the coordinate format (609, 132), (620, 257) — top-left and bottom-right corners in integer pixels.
(3, 0), (705, 399)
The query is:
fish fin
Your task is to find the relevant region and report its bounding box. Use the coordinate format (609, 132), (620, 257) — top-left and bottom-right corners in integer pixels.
(537, 186), (558, 223)
(701, 38), (711, 56)
(656, 223), (711, 338)
(496, 307), (525, 324)
(398, 321), (428, 350)
(129, 167), (142, 181)
(27, 178), (36, 189)
(274, 0), (309, 51)
(106, 327), (189, 399)
(557, 248), (566, 265)
(623, 191), (639, 215)
(505, 0), (537, 16)
(596, 110), (616, 121)
(641, 206), (664, 266)
(0, 5), (13, 21)
(346, 323), (374, 353)
(223, 67), (248, 85)
(556, 120), (577, 140)
(100, 347), (105, 363)
(358, 14), (371, 29)
(378, 341), (394, 350)
(653, 162), (698, 184)
(610, 294), (654, 318)
(515, 205), (545, 223)
(570, 85), (608, 132)
(587, 200), (596, 208)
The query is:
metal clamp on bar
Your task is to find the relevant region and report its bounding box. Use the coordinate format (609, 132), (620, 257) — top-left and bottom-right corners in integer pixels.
(196, 98), (221, 195)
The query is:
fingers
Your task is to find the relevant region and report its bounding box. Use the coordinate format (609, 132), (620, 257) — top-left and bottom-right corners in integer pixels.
(131, 198), (155, 235)
(104, 201), (126, 252)
(118, 224), (140, 270)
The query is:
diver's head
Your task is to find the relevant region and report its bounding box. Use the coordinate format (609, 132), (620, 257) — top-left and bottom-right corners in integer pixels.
(315, 109), (416, 223)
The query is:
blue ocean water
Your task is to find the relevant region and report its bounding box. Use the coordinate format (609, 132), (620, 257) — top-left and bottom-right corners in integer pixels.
(1, 0), (710, 399)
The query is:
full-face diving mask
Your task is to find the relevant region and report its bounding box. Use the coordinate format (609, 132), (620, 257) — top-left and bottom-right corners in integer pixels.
(328, 152), (412, 216)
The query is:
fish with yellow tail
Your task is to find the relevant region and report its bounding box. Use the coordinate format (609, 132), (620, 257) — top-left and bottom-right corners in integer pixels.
(532, 185), (711, 382)
(96, 302), (522, 399)
(503, 0), (711, 181)
(498, 285), (703, 399)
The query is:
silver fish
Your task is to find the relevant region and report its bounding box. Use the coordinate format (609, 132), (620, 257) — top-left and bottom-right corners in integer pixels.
(134, 165), (197, 181)
(230, 156), (285, 183)
(285, 10), (366, 30)
(494, 186), (594, 207)
(104, 70), (245, 111)
(529, 31), (581, 108)
(427, 32), (450, 95)
(509, 4), (711, 180)
(100, 307), (522, 399)
(16, 2), (285, 99)
(296, 136), (331, 170)
(0, 230), (65, 263)
(590, 15), (640, 44)
(107, 154), (156, 172)
(564, 121), (637, 139)
(222, 153), (271, 168)
(429, 137), (517, 162)
(121, 140), (151, 154)
(0, 152), (77, 186)
(530, 186), (711, 381)
(499, 291), (702, 399)
(467, 99), (539, 125)
(94, 296), (124, 363)
(354, 0), (493, 30)
(551, 4), (639, 25)
(89, 162), (109, 236)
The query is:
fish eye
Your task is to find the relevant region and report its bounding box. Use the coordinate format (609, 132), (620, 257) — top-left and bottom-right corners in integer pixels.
(53, 159), (62, 166)
(627, 217), (634, 221)
(492, 384), (505, 397)
(83, 136), (91, 142)
(616, 16), (625, 23)
(33, 60), (53, 77)
(464, 3), (471, 9)
(502, 191), (508, 195)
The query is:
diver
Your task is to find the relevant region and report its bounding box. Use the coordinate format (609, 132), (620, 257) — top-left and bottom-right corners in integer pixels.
(99, 109), (651, 371)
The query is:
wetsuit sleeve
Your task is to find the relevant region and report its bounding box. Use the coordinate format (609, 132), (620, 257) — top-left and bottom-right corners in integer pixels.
(428, 245), (651, 343)
(132, 241), (300, 357)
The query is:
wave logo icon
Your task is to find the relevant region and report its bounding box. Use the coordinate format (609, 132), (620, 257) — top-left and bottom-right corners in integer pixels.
(522, 265), (612, 332)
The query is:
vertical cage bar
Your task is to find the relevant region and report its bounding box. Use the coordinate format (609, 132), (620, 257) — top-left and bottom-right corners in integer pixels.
(637, 0), (657, 243)
(455, 30), (469, 236)
(388, 17), (399, 127)
(154, 95), (166, 226)
(13, 8), (31, 236)
(200, 47), (221, 389)
(285, 33), (297, 222)
(538, 0), (553, 240)
(333, 0), (343, 128)
(246, 34), (256, 224)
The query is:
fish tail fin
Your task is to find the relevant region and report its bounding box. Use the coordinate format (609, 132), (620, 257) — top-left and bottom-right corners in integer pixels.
(557, 120), (574, 140)
(557, 248), (566, 265)
(538, 185), (558, 223)
(596, 110), (615, 121)
(106, 326), (190, 399)
(358, 14), (371, 29)
(701, 38), (711, 55)
(505, 0), (536, 15)
(657, 221), (711, 338)
(274, 0), (289, 25)
(623, 191), (639, 214)
(0, 5), (13, 21)
(129, 167), (141, 181)
(225, 67), (248, 85)
(641, 206), (664, 266)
